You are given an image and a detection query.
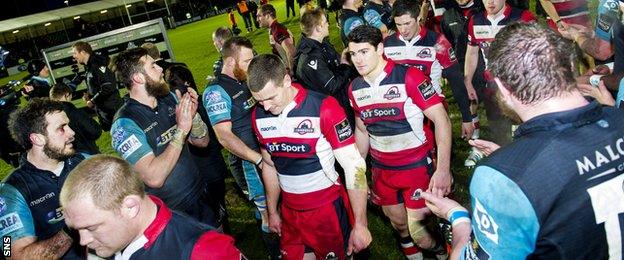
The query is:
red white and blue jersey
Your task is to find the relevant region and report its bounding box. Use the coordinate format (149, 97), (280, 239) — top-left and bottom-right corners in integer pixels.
(547, 0), (590, 22)
(252, 84), (355, 210)
(468, 5), (535, 70)
(383, 26), (458, 95)
(348, 61), (441, 169)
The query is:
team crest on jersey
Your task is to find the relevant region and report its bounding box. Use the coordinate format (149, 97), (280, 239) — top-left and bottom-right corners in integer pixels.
(474, 198), (499, 244)
(383, 86), (401, 100)
(294, 119), (314, 135)
(308, 59), (318, 70)
(206, 91), (223, 104)
(417, 48), (432, 58)
(418, 81), (436, 100)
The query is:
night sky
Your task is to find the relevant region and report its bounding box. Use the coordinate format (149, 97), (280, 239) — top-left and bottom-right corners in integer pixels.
(0, 0), (103, 20)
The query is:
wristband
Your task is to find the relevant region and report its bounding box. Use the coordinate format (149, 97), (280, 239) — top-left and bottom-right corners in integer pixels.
(589, 75), (604, 87)
(255, 157), (262, 166)
(190, 114), (207, 139)
(447, 206), (470, 227)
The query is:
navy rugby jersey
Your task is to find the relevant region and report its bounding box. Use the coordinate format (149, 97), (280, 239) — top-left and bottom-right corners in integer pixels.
(252, 84), (354, 210)
(4, 154), (86, 259)
(111, 93), (204, 211)
(463, 102), (624, 259)
(203, 74), (259, 151)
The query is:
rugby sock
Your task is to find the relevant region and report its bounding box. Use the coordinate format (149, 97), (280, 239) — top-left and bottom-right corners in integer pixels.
(399, 236), (423, 260)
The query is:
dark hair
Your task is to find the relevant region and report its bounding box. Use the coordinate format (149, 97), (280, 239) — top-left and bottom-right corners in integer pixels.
(111, 48), (148, 90)
(259, 4), (277, 18)
(347, 25), (383, 48)
(392, 0), (420, 18)
(165, 64), (196, 94)
(247, 54), (287, 92)
(9, 98), (65, 150)
(72, 41), (93, 55)
(27, 59), (46, 76)
(141, 42), (160, 60)
(300, 8), (326, 36)
(488, 22), (576, 104)
(49, 83), (73, 100)
(222, 36), (254, 60)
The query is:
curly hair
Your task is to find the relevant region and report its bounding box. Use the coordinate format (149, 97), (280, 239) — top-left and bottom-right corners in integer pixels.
(111, 48), (148, 90)
(9, 98), (65, 150)
(488, 22), (577, 105)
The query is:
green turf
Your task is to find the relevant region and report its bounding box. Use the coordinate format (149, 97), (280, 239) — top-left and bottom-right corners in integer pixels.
(0, 0), (599, 258)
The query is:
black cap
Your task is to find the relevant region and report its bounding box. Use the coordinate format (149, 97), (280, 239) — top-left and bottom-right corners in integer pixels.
(27, 59), (46, 76)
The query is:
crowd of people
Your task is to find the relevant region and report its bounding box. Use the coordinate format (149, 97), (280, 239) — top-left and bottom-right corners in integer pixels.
(1, 0), (623, 258)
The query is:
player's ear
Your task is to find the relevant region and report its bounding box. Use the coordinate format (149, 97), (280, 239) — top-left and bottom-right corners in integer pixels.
(376, 42), (384, 55)
(282, 73), (291, 88)
(131, 71), (144, 85)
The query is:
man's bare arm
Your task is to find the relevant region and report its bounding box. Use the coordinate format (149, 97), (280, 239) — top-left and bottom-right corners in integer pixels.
(11, 231), (73, 259)
(214, 122), (263, 163)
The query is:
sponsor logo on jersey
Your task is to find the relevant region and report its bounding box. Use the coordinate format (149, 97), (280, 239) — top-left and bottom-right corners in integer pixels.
(0, 197), (5, 214)
(0, 213), (24, 235)
(385, 51), (402, 57)
(334, 119), (352, 142)
(356, 94), (371, 101)
(361, 107), (400, 119)
(260, 125), (277, 132)
(144, 122), (158, 133)
(575, 135), (624, 176)
(156, 126), (177, 147)
(266, 142), (311, 153)
(474, 198), (499, 244)
(30, 192), (55, 207)
(417, 48), (432, 58)
(418, 81), (436, 100)
(119, 134), (142, 158)
(383, 86), (401, 100)
(207, 102), (228, 114)
(294, 119), (315, 135)
(46, 207), (65, 224)
(243, 97), (257, 110)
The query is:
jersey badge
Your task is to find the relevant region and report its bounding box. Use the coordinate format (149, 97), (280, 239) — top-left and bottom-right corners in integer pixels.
(46, 207), (65, 224)
(418, 81), (436, 100)
(119, 134), (143, 158)
(308, 60), (318, 70)
(206, 91), (223, 104)
(417, 48), (433, 59)
(112, 127), (126, 147)
(474, 198), (499, 244)
(294, 119), (315, 135)
(334, 119), (353, 142)
(383, 86), (401, 100)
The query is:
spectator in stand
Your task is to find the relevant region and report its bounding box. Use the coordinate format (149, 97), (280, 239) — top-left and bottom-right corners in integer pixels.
(227, 8), (241, 35)
(237, 0), (254, 33)
(49, 83), (102, 156)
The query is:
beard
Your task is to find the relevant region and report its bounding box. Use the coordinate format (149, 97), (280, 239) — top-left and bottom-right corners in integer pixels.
(495, 91), (523, 124)
(43, 139), (75, 161)
(233, 62), (247, 82)
(145, 75), (170, 97)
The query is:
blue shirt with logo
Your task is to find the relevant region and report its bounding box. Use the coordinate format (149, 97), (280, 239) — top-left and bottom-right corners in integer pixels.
(0, 183), (35, 241)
